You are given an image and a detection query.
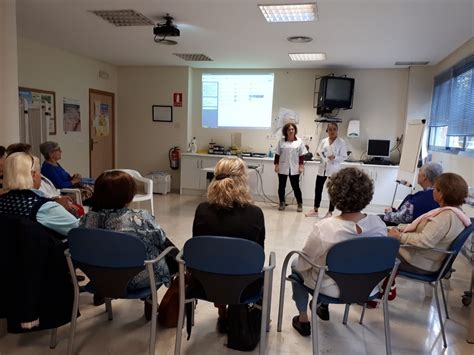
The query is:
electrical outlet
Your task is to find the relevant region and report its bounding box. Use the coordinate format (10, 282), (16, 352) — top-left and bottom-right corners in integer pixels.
(266, 134), (277, 139)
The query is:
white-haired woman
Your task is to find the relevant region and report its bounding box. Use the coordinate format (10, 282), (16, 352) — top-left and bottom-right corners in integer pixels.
(192, 157), (266, 332)
(0, 152), (79, 237)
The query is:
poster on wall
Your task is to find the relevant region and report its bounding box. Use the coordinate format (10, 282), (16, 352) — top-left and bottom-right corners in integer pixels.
(18, 88), (57, 135)
(63, 97), (81, 132)
(93, 100), (110, 137)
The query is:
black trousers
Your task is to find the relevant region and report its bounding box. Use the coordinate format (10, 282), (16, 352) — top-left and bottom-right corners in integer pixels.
(314, 175), (334, 212)
(278, 174), (302, 204)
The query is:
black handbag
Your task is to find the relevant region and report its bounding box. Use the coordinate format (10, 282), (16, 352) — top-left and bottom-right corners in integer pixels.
(226, 304), (261, 351)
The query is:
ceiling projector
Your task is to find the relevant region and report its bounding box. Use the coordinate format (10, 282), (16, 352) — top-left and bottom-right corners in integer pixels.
(153, 14), (180, 37)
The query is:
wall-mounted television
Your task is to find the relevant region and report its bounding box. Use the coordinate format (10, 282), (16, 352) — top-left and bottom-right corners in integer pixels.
(315, 76), (355, 115)
(367, 139), (391, 158)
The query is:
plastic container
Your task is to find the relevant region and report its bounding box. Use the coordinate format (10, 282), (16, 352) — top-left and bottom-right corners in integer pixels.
(146, 172), (171, 195)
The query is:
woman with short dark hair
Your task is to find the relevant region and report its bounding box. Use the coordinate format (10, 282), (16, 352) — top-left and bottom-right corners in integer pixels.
(274, 122), (306, 212)
(80, 170), (176, 318)
(291, 167), (386, 336)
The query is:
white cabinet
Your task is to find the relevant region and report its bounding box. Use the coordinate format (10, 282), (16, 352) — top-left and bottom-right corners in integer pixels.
(180, 154), (399, 206)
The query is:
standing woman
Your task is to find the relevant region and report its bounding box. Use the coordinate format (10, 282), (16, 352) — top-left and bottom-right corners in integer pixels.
(306, 123), (347, 218)
(274, 123), (307, 212)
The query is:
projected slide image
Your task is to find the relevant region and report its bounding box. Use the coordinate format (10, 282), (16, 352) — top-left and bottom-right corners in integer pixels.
(202, 74), (274, 128)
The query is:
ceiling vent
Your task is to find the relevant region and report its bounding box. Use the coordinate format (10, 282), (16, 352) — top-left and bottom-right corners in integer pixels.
(154, 14), (180, 44)
(90, 9), (154, 26)
(395, 61), (430, 66)
(173, 53), (213, 61)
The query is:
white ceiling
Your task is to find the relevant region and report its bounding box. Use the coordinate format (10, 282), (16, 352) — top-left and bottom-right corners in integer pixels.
(16, 0), (474, 69)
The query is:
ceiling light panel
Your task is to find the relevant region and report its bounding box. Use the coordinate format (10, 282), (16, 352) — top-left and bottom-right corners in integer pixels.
(173, 53), (213, 61)
(395, 61), (430, 66)
(289, 53), (326, 61)
(259, 3), (318, 22)
(90, 9), (154, 26)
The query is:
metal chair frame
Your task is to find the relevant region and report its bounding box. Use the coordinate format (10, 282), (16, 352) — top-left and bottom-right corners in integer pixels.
(277, 239), (400, 355)
(174, 236), (275, 355)
(64, 228), (177, 355)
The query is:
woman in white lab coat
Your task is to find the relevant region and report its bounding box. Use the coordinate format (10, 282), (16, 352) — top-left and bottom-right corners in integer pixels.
(305, 123), (347, 218)
(274, 123), (307, 212)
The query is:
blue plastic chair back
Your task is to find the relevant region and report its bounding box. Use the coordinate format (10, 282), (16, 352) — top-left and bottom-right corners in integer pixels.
(440, 218), (474, 277)
(68, 228), (147, 268)
(326, 237), (400, 274)
(183, 236), (265, 275)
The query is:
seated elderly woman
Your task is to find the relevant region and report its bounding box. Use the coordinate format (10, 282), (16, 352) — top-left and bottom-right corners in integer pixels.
(192, 156), (265, 333)
(388, 172), (471, 274)
(0, 152), (79, 236)
(80, 170), (176, 318)
(291, 167), (387, 337)
(382, 162), (443, 225)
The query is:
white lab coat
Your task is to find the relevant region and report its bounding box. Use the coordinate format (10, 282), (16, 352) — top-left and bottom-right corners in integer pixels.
(316, 137), (347, 176)
(275, 137), (307, 175)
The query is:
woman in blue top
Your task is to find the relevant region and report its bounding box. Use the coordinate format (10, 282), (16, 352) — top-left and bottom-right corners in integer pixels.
(382, 162), (443, 225)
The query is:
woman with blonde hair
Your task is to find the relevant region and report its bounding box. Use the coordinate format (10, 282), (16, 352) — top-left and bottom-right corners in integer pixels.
(192, 156), (266, 332)
(0, 152), (79, 236)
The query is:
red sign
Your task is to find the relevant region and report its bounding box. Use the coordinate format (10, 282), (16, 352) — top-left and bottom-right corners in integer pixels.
(173, 93), (183, 107)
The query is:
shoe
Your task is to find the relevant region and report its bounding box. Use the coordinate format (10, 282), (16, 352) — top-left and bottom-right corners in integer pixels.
(93, 294), (105, 307)
(323, 212), (333, 219)
(297, 203), (303, 212)
(292, 315), (311, 337)
(305, 209), (319, 217)
(217, 317), (228, 334)
(316, 304), (330, 321)
(278, 202), (285, 211)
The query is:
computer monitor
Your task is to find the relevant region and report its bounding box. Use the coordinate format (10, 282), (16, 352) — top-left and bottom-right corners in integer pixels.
(367, 139), (390, 158)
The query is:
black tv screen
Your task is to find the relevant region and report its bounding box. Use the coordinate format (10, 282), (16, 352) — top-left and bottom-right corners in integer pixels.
(317, 76), (355, 111)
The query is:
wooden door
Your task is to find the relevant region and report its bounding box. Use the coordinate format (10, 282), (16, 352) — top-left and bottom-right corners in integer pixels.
(89, 89), (114, 178)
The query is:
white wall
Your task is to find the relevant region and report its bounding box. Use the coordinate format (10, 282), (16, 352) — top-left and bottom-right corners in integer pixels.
(17, 37), (118, 176)
(117, 66), (190, 189)
(191, 68), (408, 161)
(0, 0), (19, 144)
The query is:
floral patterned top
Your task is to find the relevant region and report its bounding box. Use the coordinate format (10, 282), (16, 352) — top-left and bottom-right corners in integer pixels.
(79, 208), (171, 290)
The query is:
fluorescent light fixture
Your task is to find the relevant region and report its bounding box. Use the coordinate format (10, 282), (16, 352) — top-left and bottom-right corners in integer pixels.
(259, 3), (317, 22)
(289, 53), (326, 61)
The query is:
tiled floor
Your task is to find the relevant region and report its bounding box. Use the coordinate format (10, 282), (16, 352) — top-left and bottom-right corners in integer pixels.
(1, 193), (473, 354)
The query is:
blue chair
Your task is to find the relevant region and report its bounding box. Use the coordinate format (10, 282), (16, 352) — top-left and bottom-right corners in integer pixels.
(277, 237), (400, 355)
(64, 228), (177, 355)
(174, 236), (275, 355)
(398, 218), (474, 348)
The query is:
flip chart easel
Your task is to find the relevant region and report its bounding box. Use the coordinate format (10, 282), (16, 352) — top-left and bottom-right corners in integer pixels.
(391, 119), (426, 207)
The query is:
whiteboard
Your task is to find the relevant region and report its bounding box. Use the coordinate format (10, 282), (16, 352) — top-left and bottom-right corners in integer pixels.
(397, 121), (426, 187)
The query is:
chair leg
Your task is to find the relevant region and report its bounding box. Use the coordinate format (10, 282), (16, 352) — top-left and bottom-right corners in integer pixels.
(105, 298), (113, 321)
(382, 299), (392, 355)
(267, 269), (274, 332)
(49, 328), (58, 349)
(66, 255), (80, 355)
(434, 283), (448, 348)
(174, 268), (186, 355)
(343, 304), (350, 325)
(439, 280), (450, 319)
(359, 304), (366, 324)
(260, 269), (271, 355)
(150, 197), (155, 217)
(277, 257), (290, 332)
(149, 292), (158, 355)
(311, 297), (319, 355)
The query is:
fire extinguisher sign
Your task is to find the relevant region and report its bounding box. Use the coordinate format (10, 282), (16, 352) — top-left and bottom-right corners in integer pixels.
(173, 93), (183, 107)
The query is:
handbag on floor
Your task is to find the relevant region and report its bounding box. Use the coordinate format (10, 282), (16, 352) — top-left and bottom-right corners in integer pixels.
(226, 304), (261, 351)
(158, 276), (180, 327)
